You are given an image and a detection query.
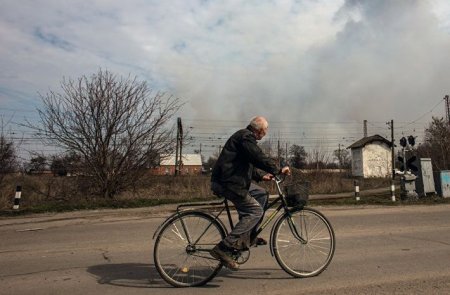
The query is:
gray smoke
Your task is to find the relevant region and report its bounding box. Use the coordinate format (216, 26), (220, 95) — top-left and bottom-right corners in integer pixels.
(174, 0), (450, 128)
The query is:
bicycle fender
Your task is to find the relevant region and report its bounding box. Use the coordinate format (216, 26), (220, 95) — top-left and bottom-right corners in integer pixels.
(152, 211), (182, 240)
(152, 210), (229, 240)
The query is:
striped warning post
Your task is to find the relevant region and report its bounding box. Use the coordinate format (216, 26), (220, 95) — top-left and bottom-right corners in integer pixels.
(391, 180), (396, 202)
(354, 180), (360, 201)
(13, 186), (22, 210)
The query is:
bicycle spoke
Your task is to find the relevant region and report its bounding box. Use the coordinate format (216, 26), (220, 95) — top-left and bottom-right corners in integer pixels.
(154, 212), (225, 287)
(273, 208), (335, 278)
(170, 224), (186, 241)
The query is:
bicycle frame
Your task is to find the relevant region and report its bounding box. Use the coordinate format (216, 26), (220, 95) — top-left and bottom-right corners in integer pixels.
(153, 176), (307, 252)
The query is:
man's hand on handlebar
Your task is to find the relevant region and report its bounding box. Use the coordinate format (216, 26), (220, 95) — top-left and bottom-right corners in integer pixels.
(281, 166), (291, 175)
(262, 167), (290, 182)
(262, 173), (274, 181)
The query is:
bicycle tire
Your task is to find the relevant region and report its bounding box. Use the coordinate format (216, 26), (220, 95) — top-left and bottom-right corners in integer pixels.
(271, 207), (335, 278)
(154, 211), (226, 287)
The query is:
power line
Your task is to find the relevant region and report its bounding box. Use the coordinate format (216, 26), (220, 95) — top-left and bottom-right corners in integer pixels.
(397, 99), (444, 129)
(0, 115), (434, 162)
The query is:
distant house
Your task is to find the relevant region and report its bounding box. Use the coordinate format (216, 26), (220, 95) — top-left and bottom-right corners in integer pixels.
(347, 135), (393, 178)
(152, 154), (203, 175)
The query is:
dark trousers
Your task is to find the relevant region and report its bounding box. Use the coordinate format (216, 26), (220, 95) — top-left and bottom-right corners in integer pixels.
(211, 182), (268, 250)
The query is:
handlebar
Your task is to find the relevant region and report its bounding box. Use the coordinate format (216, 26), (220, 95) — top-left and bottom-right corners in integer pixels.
(273, 172), (289, 184)
(272, 174), (288, 195)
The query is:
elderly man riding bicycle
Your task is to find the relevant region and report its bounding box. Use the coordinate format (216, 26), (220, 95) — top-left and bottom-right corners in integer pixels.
(210, 116), (290, 270)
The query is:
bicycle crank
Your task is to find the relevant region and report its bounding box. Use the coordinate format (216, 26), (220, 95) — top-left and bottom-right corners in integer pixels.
(233, 249), (250, 264)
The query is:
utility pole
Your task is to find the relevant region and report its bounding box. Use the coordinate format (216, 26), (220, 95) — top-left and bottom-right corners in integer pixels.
(174, 117), (183, 176)
(285, 142), (288, 166)
(388, 120), (395, 179)
(174, 120), (179, 176)
(363, 120), (368, 138)
(179, 118), (183, 174)
(338, 143), (342, 172)
(277, 140), (281, 166)
(445, 95), (450, 125)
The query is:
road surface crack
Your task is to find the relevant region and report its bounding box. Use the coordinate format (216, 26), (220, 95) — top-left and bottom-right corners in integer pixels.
(99, 249), (111, 262)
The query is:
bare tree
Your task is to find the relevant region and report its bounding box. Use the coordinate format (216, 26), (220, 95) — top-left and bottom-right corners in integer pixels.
(416, 117), (450, 170)
(333, 148), (351, 169)
(260, 138), (275, 157)
(27, 155), (48, 173)
(307, 141), (331, 170)
(203, 156), (217, 173)
(30, 69), (182, 198)
(289, 144), (307, 169)
(0, 117), (18, 186)
(50, 152), (82, 176)
(0, 136), (17, 185)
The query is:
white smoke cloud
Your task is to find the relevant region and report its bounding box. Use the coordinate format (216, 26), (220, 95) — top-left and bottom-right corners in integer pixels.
(0, 0), (449, 150)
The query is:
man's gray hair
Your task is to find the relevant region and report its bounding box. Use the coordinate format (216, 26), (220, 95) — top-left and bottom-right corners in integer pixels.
(249, 116), (268, 131)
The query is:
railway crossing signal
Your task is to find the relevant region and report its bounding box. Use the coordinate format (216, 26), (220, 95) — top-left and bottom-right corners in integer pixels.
(398, 135), (417, 173)
(398, 155), (418, 172)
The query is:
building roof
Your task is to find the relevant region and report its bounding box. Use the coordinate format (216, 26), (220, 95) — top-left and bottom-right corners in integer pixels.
(347, 134), (392, 149)
(160, 154), (202, 166)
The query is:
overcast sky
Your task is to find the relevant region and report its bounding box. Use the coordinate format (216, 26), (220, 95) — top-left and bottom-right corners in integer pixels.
(1, 0), (450, 156)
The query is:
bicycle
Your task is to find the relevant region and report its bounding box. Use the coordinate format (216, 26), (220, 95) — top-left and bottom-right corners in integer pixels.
(152, 175), (335, 287)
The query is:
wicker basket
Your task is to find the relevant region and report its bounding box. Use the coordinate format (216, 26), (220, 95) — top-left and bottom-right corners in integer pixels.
(283, 181), (310, 208)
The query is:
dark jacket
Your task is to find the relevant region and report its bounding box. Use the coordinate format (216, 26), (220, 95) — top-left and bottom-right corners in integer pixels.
(211, 126), (280, 197)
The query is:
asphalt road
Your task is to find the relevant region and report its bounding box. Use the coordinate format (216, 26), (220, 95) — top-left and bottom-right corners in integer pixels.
(1, 204), (449, 295)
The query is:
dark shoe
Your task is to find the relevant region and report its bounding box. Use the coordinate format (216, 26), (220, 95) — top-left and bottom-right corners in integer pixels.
(210, 244), (240, 271)
(250, 237), (267, 247)
(255, 237), (268, 246)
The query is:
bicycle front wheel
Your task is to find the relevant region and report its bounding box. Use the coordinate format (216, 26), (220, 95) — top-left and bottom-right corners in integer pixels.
(153, 211), (226, 287)
(272, 207), (335, 278)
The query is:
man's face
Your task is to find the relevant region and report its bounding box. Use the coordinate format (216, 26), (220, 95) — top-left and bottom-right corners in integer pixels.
(255, 126), (268, 140)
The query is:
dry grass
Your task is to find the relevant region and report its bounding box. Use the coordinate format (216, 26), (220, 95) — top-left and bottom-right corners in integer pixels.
(0, 171), (396, 213)
(259, 169), (392, 195)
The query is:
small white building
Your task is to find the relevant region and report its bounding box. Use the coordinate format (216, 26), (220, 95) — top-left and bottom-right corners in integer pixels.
(152, 154), (203, 175)
(348, 135), (392, 178)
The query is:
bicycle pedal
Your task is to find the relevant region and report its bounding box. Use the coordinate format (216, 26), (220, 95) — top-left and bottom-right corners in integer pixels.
(231, 252), (242, 259)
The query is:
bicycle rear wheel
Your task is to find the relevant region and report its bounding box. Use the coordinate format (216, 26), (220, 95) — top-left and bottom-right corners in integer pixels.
(153, 211), (226, 287)
(272, 207), (335, 278)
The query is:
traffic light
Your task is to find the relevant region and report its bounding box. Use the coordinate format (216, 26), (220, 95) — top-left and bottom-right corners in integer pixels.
(407, 135), (415, 146)
(399, 137), (407, 147)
